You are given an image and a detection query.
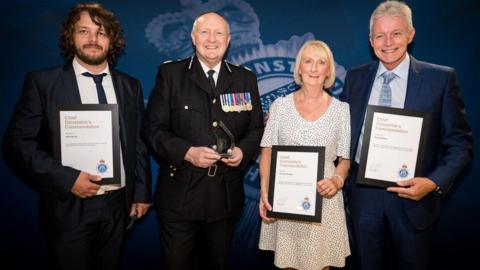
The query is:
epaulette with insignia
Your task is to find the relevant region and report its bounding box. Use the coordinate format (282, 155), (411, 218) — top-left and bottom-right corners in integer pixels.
(242, 65), (252, 72)
(224, 60), (252, 72)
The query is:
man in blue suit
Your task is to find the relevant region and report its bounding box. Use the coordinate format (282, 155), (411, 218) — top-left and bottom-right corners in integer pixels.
(340, 1), (473, 269)
(3, 3), (151, 270)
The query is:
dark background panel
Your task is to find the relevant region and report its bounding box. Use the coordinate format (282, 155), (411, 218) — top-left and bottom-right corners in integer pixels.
(1, 0), (478, 269)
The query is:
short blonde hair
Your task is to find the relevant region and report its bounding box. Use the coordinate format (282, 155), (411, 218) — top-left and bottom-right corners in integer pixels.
(293, 40), (336, 89)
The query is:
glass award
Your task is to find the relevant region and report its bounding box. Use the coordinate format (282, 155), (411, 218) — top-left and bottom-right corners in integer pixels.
(213, 121), (235, 158)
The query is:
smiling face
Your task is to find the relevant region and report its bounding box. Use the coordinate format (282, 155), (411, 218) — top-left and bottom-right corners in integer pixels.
(298, 45), (330, 88)
(191, 12), (231, 68)
(370, 14), (415, 70)
(73, 11), (110, 66)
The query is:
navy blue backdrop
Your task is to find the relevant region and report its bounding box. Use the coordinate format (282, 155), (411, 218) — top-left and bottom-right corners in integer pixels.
(1, 0), (479, 269)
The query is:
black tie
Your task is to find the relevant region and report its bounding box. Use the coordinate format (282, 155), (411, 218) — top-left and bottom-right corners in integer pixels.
(207, 70), (216, 92)
(82, 72), (108, 104)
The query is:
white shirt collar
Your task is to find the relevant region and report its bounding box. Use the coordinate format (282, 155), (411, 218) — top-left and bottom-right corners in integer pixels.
(376, 53), (410, 81)
(198, 59), (221, 76)
(72, 57), (110, 77)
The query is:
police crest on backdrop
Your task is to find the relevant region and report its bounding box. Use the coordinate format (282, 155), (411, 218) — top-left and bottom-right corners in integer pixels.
(145, 0), (347, 249)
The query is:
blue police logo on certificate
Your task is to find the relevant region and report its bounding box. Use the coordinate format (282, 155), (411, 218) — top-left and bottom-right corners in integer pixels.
(398, 164), (409, 178)
(97, 159), (108, 174)
(302, 197), (311, 210)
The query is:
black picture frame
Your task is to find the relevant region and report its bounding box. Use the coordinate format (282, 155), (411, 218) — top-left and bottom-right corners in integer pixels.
(53, 104), (121, 185)
(357, 105), (430, 188)
(267, 145), (325, 222)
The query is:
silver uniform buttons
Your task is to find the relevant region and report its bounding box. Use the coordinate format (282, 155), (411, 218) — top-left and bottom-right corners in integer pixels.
(212, 121), (218, 127)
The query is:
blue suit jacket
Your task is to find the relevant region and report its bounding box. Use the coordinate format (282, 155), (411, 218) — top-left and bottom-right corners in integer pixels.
(340, 56), (473, 230)
(3, 63), (152, 231)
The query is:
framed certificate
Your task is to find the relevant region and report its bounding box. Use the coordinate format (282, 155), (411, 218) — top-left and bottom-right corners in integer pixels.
(267, 145), (325, 222)
(357, 105), (430, 187)
(53, 104), (121, 185)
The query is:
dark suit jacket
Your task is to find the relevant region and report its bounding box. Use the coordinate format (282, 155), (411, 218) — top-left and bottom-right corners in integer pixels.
(143, 56), (263, 218)
(3, 63), (151, 231)
(340, 56), (473, 230)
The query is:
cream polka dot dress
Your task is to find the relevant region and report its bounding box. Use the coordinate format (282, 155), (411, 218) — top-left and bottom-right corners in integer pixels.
(259, 93), (351, 270)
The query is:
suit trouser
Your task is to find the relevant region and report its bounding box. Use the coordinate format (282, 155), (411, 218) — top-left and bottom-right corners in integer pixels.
(46, 189), (127, 270)
(157, 166), (239, 270)
(347, 162), (434, 270)
(158, 213), (236, 270)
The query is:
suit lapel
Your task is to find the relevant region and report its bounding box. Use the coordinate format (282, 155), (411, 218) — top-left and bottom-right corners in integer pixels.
(404, 56), (422, 109)
(351, 62), (378, 152)
(61, 64), (82, 104)
(360, 63), (378, 116)
(110, 69), (127, 151)
(189, 57), (212, 96)
(214, 61), (233, 97)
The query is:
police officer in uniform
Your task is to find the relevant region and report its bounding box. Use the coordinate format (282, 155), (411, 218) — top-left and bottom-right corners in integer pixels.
(143, 12), (263, 270)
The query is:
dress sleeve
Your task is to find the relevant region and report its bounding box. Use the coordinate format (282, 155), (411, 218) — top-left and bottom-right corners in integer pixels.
(260, 98), (281, 147)
(337, 101), (351, 159)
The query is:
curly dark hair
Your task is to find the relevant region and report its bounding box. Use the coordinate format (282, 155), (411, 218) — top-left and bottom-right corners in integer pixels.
(59, 2), (125, 65)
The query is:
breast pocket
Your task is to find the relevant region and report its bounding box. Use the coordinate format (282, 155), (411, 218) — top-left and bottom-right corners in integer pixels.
(171, 97), (207, 135)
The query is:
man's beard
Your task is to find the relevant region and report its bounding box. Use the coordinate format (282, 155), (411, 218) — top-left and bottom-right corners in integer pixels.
(75, 44), (109, 66)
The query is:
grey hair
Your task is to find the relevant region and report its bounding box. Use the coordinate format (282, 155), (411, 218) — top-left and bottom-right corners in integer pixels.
(369, 1), (413, 37)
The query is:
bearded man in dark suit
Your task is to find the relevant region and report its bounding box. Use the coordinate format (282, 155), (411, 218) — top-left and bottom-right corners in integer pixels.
(3, 3), (151, 270)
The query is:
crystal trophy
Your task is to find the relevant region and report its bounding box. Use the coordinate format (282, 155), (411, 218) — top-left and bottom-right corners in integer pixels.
(213, 121), (235, 158)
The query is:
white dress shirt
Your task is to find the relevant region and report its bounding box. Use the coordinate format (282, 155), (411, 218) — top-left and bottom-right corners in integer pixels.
(199, 59), (221, 86)
(72, 57), (126, 194)
(355, 54), (410, 163)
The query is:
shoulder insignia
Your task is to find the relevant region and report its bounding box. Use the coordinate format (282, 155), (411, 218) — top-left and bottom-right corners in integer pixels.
(242, 65), (252, 72)
(224, 60), (233, 73)
(224, 60), (252, 72)
(188, 55), (194, 70)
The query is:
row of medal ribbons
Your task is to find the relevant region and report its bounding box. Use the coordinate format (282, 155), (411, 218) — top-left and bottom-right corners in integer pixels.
(220, 92), (253, 112)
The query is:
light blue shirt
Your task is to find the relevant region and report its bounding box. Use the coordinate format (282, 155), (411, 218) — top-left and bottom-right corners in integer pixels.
(354, 54), (410, 163)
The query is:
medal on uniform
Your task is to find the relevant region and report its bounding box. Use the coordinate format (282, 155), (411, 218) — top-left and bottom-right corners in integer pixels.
(240, 93), (246, 111)
(231, 93), (237, 112)
(228, 94), (235, 112)
(220, 94), (229, 112)
(245, 92), (253, 111)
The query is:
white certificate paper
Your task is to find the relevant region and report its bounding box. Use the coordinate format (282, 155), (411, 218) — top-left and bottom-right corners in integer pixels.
(272, 151), (318, 216)
(60, 110), (114, 177)
(365, 112), (423, 182)
(359, 106), (428, 187)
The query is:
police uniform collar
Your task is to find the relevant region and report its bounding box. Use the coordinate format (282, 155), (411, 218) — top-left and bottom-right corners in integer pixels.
(198, 59), (221, 76)
(187, 55), (233, 74)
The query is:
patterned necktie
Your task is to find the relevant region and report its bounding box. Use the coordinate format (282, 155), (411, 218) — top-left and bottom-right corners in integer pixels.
(378, 71), (396, 107)
(82, 72), (108, 104)
(207, 69), (216, 92)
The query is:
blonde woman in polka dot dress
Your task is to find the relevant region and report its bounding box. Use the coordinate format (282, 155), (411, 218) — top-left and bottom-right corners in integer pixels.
(258, 40), (351, 270)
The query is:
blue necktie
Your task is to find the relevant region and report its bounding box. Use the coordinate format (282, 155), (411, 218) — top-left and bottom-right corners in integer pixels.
(82, 72), (108, 104)
(378, 72), (396, 107)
